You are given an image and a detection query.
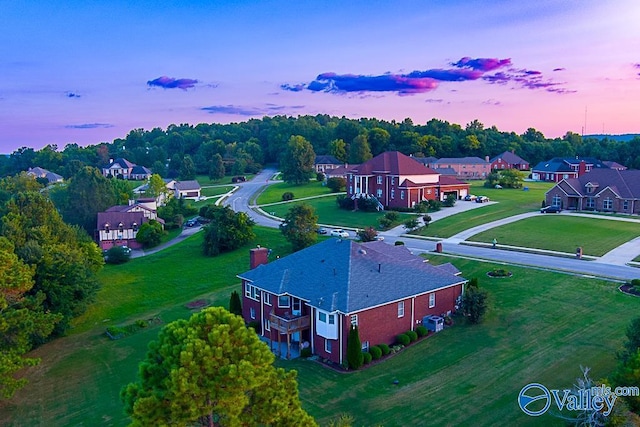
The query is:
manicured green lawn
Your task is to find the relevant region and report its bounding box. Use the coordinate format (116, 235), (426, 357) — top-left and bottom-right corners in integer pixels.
(256, 180), (335, 205)
(468, 216), (640, 256)
(3, 231), (638, 426)
(200, 185), (235, 197)
(290, 256), (638, 426)
(413, 181), (554, 238)
(264, 197), (414, 229)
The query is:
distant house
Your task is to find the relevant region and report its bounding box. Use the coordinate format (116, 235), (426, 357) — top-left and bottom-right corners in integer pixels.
(314, 155), (343, 173)
(130, 165), (153, 180)
(171, 180), (201, 199)
(490, 151), (530, 171)
(432, 157), (492, 180)
(238, 239), (466, 364)
(102, 158), (136, 179)
(544, 169), (640, 214)
(602, 161), (627, 171)
(325, 164), (359, 180)
(531, 157), (609, 182)
(26, 167), (63, 183)
(346, 151), (470, 209)
(96, 200), (164, 250)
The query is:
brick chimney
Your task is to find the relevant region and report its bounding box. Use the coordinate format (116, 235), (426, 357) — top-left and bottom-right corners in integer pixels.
(578, 160), (587, 176)
(250, 247), (269, 269)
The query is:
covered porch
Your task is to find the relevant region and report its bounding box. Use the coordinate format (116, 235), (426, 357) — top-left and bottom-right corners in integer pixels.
(267, 312), (310, 359)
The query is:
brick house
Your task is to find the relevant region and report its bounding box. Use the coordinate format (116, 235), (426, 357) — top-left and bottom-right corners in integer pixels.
(490, 151), (530, 171)
(237, 239), (467, 365)
(96, 200), (163, 250)
(544, 169), (640, 214)
(531, 157), (609, 182)
(345, 151), (470, 209)
(433, 157), (492, 180)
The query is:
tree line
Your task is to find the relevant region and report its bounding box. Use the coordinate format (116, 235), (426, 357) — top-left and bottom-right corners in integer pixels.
(2, 116), (640, 182)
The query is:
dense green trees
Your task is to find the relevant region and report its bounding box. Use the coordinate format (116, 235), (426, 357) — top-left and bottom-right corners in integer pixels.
(280, 135), (316, 184)
(201, 205), (255, 256)
(121, 307), (316, 426)
(461, 279), (489, 324)
(135, 220), (164, 248)
(279, 203), (318, 251)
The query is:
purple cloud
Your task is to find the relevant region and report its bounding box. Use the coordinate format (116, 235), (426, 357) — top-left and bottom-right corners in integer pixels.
(65, 123), (114, 129)
(147, 76), (198, 90)
(201, 104), (305, 116)
(65, 92), (81, 98)
(451, 57), (511, 72)
(283, 56), (570, 96)
(553, 67), (566, 72)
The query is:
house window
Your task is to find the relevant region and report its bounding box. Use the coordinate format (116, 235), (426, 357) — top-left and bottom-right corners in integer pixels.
(426, 189), (431, 195)
(400, 191), (405, 200)
(350, 314), (358, 326)
(361, 341), (370, 352)
(293, 299), (301, 312)
(563, 174), (569, 180)
(377, 189), (382, 198)
(377, 176), (382, 184)
(391, 189), (395, 199)
(391, 177), (395, 185)
(325, 339), (332, 353)
(623, 200), (629, 211)
(319, 312), (327, 323)
(132, 222), (138, 231)
(264, 293), (272, 306)
(328, 314), (335, 325)
(278, 295), (290, 308)
(245, 283), (259, 301)
(429, 293), (436, 308)
(552, 195), (562, 207)
(250, 307), (256, 320)
(603, 198), (613, 211)
(264, 318), (270, 331)
(349, 175), (353, 182)
(349, 186), (353, 193)
(398, 301), (405, 318)
(586, 186), (594, 194)
(586, 198), (595, 209)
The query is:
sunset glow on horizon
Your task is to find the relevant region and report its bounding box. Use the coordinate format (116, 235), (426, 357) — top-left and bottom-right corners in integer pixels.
(1, 0), (639, 152)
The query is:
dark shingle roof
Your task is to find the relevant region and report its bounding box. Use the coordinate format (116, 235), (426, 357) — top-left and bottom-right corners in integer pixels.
(131, 165), (151, 175)
(352, 151), (438, 176)
(532, 157), (609, 173)
(238, 239), (465, 314)
(435, 157), (489, 165)
(315, 155), (342, 165)
(566, 169), (640, 199)
(490, 151), (529, 165)
(105, 158), (136, 169)
(174, 180), (201, 191)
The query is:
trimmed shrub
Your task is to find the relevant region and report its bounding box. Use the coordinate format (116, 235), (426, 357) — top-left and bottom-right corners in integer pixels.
(347, 325), (364, 369)
(369, 345), (382, 360)
(282, 191), (294, 201)
(379, 343), (390, 355)
(105, 245), (131, 264)
(631, 279), (640, 287)
(363, 351), (372, 365)
(316, 172), (325, 182)
(394, 240), (405, 246)
(406, 330), (418, 342)
(384, 211), (399, 222)
(336, 195), (355, 210)
(378, 217), (392, 229)
(390, 344), (404, 353)
(416, 325), (428, 337)
(428, 199), (442, 211)
(300, 347), (312, 358)
(396, 333), (410, 346)
(326, 177), (346, 192)
(357, 197), (380, 212)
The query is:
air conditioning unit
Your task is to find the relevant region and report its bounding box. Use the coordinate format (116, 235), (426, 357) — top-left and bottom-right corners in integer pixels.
(423, 315), (444, 333)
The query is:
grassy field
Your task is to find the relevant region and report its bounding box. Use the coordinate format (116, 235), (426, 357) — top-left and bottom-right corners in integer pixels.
(200, 185), (235, 197)
(468, 216), (640, 256)
(256, 180), (334, 205)
(412, 181), (554, 238)
(263, 196), (415, 229)
(2, 229), (638, 426)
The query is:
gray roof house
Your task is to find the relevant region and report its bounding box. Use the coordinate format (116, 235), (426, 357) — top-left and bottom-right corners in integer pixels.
(238, 239), (466, 363)
(26, 167), (63, 183)
(545, 168), (640, 214)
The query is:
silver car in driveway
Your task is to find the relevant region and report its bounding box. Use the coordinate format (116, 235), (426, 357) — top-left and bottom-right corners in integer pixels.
(330, 229), (349, 238)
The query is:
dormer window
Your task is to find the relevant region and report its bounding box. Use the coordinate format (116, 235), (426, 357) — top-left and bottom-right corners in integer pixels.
(132, 222), (138, 231)
(118, 222), (124, 232)
(104, 223), (110, 232)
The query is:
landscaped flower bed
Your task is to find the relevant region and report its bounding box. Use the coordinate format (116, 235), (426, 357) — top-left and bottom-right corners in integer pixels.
(487, 268), (512, 278)
(105, 317), (161, 340)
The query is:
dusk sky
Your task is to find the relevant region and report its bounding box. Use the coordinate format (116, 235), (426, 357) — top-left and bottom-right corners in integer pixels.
(2, 0), (639, 153)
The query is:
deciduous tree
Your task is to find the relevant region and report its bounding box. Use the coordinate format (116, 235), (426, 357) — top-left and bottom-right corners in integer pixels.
(280, 203), (318, 251)
(349, 133), (372, 164)
(280, 135), (315, 184)
(121, 307), (316, 427)
(209, 153), (225, 181)
(202, 206), (255, 256)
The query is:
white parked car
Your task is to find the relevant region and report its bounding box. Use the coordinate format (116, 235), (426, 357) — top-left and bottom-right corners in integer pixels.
(330, 229), (350, 238)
